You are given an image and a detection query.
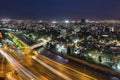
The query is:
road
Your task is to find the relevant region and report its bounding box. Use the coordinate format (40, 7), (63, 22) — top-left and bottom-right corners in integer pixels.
(1, 44), (66, 80)
(0, 48), (40, 80)
(30, 38), (50, 49)
(31, 59), (65, 80)
(32, 54), (96, 80)
(3, 42), (97, 80)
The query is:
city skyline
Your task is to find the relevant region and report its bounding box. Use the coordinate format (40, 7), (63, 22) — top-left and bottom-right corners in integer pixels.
(1, 1), (120, 79)
(0, 0), (120, 20)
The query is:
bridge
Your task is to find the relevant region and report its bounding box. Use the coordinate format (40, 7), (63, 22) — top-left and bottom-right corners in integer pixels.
(30, 38), (50, 49)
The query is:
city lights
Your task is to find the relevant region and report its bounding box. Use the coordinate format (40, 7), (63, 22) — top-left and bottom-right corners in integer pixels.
(38, 20), (42, 23)
(0, 0), (120, 79)
(1, 18), (120, 80)
(52, 21), (57, 24)
(65, 20), (69, 23)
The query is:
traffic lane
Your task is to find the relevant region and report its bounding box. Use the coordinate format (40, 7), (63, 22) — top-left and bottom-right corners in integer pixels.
(1, 48), (48, 80)
(3, 44), (60, 80)
(31, 59), (64, 80)
(35, 55), (78, 80)
(0, 49), (40, 80)
(5, 48), (21, 61)
(22, 62), (48, 80)
(36, 55), (96, 80)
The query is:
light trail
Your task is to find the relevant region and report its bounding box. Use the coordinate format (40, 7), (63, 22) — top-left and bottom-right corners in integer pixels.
(39, 55), (97, 80)
(6, 73), (17, 80)
(30, 39), (50, 49)
(0, 49), (40, 80)
(32, 56), (72, 80)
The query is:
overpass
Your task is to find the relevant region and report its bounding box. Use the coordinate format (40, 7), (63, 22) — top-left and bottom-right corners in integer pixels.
(30, 38), (50, 49)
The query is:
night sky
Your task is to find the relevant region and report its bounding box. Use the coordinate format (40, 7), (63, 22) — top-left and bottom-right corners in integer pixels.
(0, 0), (120, 20)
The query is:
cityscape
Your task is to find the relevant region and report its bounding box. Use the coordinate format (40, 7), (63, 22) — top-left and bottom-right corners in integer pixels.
(0, 19), (120, 80)
(1, 0), (120, 80)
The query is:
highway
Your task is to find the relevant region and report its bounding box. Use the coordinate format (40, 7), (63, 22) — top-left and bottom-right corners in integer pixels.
(30, 59), (66, 80)
(30, 38), (50, 49)
(0, 48), (40, 80)
(32, 54), (96, 80)
(1, 44), (66, 80)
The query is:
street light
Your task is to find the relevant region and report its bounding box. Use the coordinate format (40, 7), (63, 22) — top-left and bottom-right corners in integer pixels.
(65, 20), (69, 23)
(38, 20), (42, 23)
(73, 39), (78, 43)
(65, 20), (69, 27)
(52, 21), (57, 24)
(117, 62), (120, 70)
